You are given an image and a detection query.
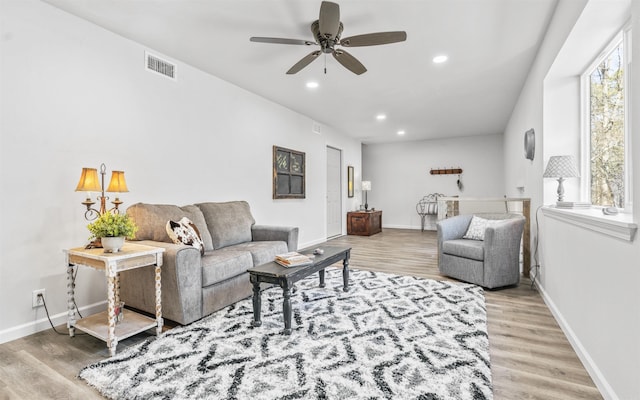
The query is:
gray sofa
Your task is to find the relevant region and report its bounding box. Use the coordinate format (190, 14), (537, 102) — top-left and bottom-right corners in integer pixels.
(436, 213), (525, 289)
(119, 201), (298, 325)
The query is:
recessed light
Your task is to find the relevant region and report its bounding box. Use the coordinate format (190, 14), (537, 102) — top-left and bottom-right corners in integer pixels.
(433, 55), (448, 64)
(397, 130), (405, 135)
(376, 114), (387, 121)
(306, 81), (319, 89)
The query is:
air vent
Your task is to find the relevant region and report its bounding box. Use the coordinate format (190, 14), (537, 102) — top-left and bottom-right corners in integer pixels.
(145, 51), (176, 80)
(312, 121), (321, 135)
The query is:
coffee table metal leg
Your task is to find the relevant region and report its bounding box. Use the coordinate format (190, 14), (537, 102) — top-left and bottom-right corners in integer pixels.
(251, 278), (262, 327)
(342, 255), (350, 292)
(319, 269), (326, 288)
(283, 286), (292, 335)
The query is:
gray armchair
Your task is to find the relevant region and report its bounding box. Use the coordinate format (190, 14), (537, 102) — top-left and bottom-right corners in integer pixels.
(436, 214), (525, 289)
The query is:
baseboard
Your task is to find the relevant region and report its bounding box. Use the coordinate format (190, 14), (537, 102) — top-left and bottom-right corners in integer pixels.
(300, 237), (331, 249)
(382, 224), (425, 230)
(534, 278), (618, 400)
(0, 301), (106, 345)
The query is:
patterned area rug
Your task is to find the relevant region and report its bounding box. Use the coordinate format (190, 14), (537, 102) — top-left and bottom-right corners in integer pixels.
(80, 269), (492, 399)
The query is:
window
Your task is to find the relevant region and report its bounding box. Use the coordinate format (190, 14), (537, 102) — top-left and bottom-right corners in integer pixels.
(582, 27), (631, 209)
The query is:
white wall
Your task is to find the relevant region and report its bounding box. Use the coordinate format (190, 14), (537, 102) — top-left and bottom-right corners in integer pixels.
(362, 134), (504, 230)
(0, 0), (361, 342)
(503, 0), (640, 398)
(503, 0), (588, 206)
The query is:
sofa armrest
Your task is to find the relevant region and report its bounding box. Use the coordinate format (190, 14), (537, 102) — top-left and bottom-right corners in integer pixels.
(119, 240), (203, 325)
(483, 217), (525, 286)
(484, 217), (525, 251)
(252, 225), (299, 251)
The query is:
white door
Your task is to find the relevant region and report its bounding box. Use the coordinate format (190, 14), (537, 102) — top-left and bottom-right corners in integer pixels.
(326, 146), (342, 238)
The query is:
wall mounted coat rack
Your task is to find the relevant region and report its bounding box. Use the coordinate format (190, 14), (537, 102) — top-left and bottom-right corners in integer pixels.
(430, 167), (463, 175)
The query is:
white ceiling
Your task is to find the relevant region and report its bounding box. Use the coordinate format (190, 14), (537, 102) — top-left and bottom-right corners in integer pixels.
(42, 0), (557, 144)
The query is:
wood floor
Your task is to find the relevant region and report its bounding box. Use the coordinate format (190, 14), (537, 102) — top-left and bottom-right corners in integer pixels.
(0, 229), (602, 399)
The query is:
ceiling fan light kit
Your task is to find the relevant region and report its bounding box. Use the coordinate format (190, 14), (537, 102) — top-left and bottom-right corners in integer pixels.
(250, 1), (407, 75)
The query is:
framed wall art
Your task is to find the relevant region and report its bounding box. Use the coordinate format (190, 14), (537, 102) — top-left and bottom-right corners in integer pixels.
(273, 145), (305, 199)
(347, 166), (354, 198)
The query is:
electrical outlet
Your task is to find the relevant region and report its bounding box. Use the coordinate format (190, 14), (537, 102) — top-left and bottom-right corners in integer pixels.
(32, 289), (45, 308)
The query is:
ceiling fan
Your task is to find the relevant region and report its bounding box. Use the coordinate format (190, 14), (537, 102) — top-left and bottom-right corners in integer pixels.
(250, 1), (407, 75)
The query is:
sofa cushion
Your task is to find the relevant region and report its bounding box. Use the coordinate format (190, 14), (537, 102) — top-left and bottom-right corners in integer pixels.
(166, 217), (205, 255)
(225, 241), (289, 266)
(196, 201), (255, 249)
(127, 203), (214, 251)
(201, 250), (254, 287)
(442, 239), (485, 261)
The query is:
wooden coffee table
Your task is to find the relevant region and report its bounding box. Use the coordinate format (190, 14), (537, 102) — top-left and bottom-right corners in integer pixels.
(248, 245), (351, 335)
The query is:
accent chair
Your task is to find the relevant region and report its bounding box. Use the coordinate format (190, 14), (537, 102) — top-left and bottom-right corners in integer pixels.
(436, 213), (525, 289)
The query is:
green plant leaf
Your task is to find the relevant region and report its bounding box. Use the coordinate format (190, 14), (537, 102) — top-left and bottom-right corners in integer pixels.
(87, 213), (138, 241)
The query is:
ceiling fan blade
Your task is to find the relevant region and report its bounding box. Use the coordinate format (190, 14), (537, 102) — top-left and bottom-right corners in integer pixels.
(319, 1), (340, 39)
(250, 37), (316, 46)
(332, 49), (366, 75)
(286, 51), (322, 74)
(340, 31), (407, 47)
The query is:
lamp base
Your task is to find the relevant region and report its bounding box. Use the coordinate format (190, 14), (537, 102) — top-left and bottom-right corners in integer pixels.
(555, 177), (565, 202)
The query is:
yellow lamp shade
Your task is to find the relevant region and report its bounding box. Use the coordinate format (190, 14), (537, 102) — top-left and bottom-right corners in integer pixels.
(106, 171), (129, 192)
(75, 168), (101, 192)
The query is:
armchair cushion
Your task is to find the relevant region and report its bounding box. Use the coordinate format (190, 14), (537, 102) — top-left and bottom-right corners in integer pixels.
(442, 239), (484, 261)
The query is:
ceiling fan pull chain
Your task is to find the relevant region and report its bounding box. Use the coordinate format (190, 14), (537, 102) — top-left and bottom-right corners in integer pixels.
(324, 54), (327, 74)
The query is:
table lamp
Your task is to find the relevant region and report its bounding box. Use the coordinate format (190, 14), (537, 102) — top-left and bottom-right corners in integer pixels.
(543, 155), (579, 203)
(362, 181), (371, 210)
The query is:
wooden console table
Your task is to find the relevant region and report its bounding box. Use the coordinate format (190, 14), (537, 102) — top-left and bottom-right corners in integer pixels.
(347, 210), (382, 236)
(64, 243), (164, 356)
(438, 197), (531, 277)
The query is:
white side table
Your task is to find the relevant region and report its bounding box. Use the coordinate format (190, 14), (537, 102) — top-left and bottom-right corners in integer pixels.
(64, 243), (164, 356)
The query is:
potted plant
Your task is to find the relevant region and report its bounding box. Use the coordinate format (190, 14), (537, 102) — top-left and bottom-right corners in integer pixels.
(87, 212), (138, 253)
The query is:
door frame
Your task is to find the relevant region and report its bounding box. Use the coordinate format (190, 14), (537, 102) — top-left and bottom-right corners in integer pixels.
(326, 145), (343, 238)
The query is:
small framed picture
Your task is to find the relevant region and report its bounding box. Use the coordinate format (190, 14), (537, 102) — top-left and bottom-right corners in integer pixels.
(347, 166), (354, 198)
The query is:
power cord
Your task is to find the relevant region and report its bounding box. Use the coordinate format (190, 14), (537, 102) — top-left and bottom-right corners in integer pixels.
(529, 205), (543, 290)
(71, 266), (84, 319)
(39, 266), (87, 335)
(39, 293), (85, 335)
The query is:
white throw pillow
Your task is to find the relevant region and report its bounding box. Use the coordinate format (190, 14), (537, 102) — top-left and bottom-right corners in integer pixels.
(166, 217), (205, 255)
(463, 216), (498, 241)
